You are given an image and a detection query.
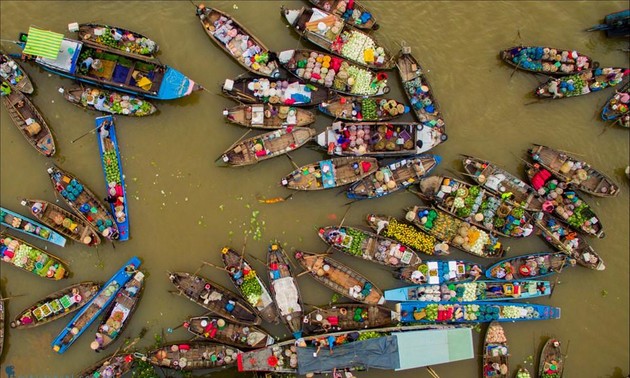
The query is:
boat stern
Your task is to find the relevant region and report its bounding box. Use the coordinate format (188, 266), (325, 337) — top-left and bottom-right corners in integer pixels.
(157, 66), (200, 100)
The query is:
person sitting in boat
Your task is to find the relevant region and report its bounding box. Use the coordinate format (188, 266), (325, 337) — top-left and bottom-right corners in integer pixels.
(410, 269), (426, 284)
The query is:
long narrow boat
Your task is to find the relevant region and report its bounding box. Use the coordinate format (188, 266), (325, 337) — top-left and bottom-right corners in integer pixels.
(483, 322), (509, 378)
(318, 226), (422, 268)
(365, 214), (446, 256)
(217, 127), (316, 167)
(1, 82), (56, 157)
(395, 260), (483, 285)
(281, 156), (378, 190)
(302, 304), (398, 335)
(294, 250), (385, 305)
(168, 272), (261, 326)
(1, 50), (34, 93)
(221, 247), (278, 324)
(222, 76), (332, 107)
(278, 49), (389, 97)
(535, 67), (627, 99)
(485, 252), (571, 281)
(61, 86), (157, 116)
(184, 316), (274, 349)
(0, 232), (69, 280)
(586, 9), (630, 38)
(461, 155), (543, 211)
(224, 104), (316, 129)
(21, 199), (101, 247)
(96, 116), (130, 241)
(539, 338), (564, 378)
(600, 80), (629, 128)
(77, 353), (135, 378)
(529, 144), (620, 197)
(396, 301), (561, 323)
(1, 206), (66, 247)
(11, 282), (100, 329)
(48, 166), (119, 241)
(307, 0), (378, 30)
(500, 46), (593, 76)
(77, 23), (159, 57)
(51, 256), (141, 354)
(282, 6), (392, 70)
(147, 341), (240, 371)
(267, 243), (303, 337)
(318, 95), (407, 121)
(195, 5), (279, 78)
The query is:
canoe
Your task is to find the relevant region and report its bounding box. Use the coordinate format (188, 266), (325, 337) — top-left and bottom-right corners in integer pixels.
(96, 116), (130, 241)
(365, 214), (446, 256)
(281, 156), (378, 190)
(318, 226), (422, 268)
(1, 50), (34, 93)
(21, 199), (101, 247)
(482, 322), (509, 378)
(302, 304), (398, 335)
(535, 67), (627, 99)
(600, 81), (629, 128)
(11, 282), (100, 329)
(307, 0), (378, 30)
(318, 95), (408, 121)
(0, 232), (69, 280)
(534, 212), (605, 271)
(401, 206), (506, 258)
(529, 144), (620, 197)
(147, 341), (240, 371)
(221, 247), (278, 324)
(347, 155), (441, 199)
(93, 271), (145, 351)
(500, 46), (594, 76)
(525, 161), (605, 238)
(485, 252), (571, 281)
(417, 176), (535, 238)
(184, 316), (274, 349)
(1, 83), (55, 157)
(294, 250), (385, 305)
(396, 301), (561, 323)
(61, 86), (157, 116)
(586, 9), (630, 38)
(278, 49), (390, 97)
(51, 256), (141, 354)
(168, 272), (262, 326)
(224, 104), (316, 129)
(461, 155), (543, 211)
(317, 121), (444, 157)
(222, 76), (332, 107)
(267, 243), (304, 337)
(47, 165), (120, 241)
(196, 5), (280, 78)
(394, 260), (483, 285)
(77, 353), (134, 378)
(217, 127), (316, 167)
(1, 206), (67, 247)
(282, 6), (393, 70)
(538, 338), (564, 378)
(77, 23), (159, 57)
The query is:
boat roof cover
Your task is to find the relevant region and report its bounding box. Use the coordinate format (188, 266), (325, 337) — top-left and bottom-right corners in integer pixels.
(393, 327), (473, 370)
(35, 38), (81, 74)
(23, 27), (64, 59)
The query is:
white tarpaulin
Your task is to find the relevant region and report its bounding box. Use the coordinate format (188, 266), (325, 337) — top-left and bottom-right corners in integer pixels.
(272, 277), (301, 316)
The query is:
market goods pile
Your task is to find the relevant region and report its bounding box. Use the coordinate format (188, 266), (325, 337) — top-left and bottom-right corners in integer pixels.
(541, 67), (627, 98)
(332, 123), (416, 154)
(0, 57), (26, 85)
(419, 303), (541, 322)
(93, 26), (157, 55)
(246, 78), (315, 105)
(1, 209), (51, 239)
(240, 270), (263, 307)
(412, 282), (490, 302)
(489, 256), (555, 280)
(404, 75), (442, 126)
(324, 0), (373, 27)
(331, 30), (388, 67)
(508, 46), (591, 73)
(60, 178), (84, 203)
(485, 322), (507, 344)
(79, 88), (155, 116)
(379, 218), (439, 255)
(265, 345), (298, 370)
(103, 150), (122, 185)
(329, 227), (366, 256)
(0, 236), (66, 279)
(516, 369), (532, 378)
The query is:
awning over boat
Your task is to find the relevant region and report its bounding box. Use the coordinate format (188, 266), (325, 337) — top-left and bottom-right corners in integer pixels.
(23, 27), (64, 59)
(35, 39), (81, 74)
(394, 327), (473, 370)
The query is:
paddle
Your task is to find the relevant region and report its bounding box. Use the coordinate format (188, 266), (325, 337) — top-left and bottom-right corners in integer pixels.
(246, 252), (266, 266)
(71, 123), (103, 144)
(200, 261), (232, 273)
(0, 294), (25, 301)
(426, 366), (441, 378)
(285, 153), (300, 170)
(302, 302), (325, 311)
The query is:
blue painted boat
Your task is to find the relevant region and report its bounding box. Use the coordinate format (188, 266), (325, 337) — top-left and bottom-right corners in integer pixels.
(1, 206), (66, 247)
(95, 116), (129, 241)
(600, 81), (629, 127)
(395, 259), (484, 285)
(485, 252), (570, 281)
(396, 301), (561, 323)
(586, 9), (630, 38)
(51, 256), (141, 354)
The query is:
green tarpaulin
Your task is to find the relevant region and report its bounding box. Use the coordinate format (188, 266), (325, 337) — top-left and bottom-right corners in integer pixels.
(23, 27), (63, 59)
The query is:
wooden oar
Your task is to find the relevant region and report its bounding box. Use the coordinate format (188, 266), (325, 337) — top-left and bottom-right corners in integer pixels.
(0, 294), (25, 301)
(302, 302), (325, 311)
(201, 261), (232, 273)
(426, 366), (441, 378)
(285, 153), (300, 170)
(246, 252), (266, 266)
(71, 123), (103, 144)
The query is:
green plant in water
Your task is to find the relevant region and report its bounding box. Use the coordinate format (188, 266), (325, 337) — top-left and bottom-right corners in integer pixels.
(132, 359), (158, 378)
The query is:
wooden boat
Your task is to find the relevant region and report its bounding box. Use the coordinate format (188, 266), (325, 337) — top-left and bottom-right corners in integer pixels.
(224, 104), (316, 129)
(586, 9), (630, 38)
(302, 304), (397, 335)
(266, 243), (303, 337)
(11, 282), (100, 329)
(347, 155), (441, 199)
(278, 49), (390, 97)
(51, 256), (141, 354)
(317, 121), (444, 157)
(1, 206), (67, 247)
(417, 176), (535, 238)
(93, 271), (145, 351)
(485, 252), (571, 281)
(77, 23), (159, 57)
(529, 144), (620, 197)
(538, 338), (564, 378)
(1, 83), (55, 157)
(500, 46), (594, 76)
(525, 161), (605, 238)
(61, 86), (157, 116)
(600, 81), (629, 128)
(47, 166), (119, 241)
(365, 214), (446, 256)
(281, 156), (378, 190)
(77, 353), (134, 378)
(461, 155), (543, 211)
(535, 67), (627, 99)
(222, 76), (332, 107)
(21, 199), (101, 247)
(196, 5), (279, 78)
(395, 260), (483, 285)
(318, 95), (407, 121)
(185, 316), (274, 349)
(282, 6), (392, 70)
(147, 341), (240, 371)
(396, 301), (561, 323)
(307, 0), (378, 30)
(1, 50), (34, 93)
(0, 232), (69, 280)
(534, 212), (605, 271)
(96, 116), (130, 241)
(0, 291), (4, 357)
(385, 280), (551, 302)
(217, 127), (316, 167)
(221, 247), (278, 324)
(482, 322), (509, 378)
(318, 226), (422, 268)
(168, 272), (262, 326)
(294, 250), (385, 305)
